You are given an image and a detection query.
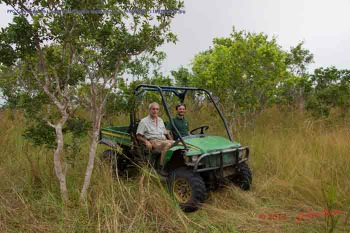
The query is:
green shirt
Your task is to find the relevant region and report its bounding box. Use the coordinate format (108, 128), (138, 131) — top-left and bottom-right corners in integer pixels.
(166, 115), (189, 140)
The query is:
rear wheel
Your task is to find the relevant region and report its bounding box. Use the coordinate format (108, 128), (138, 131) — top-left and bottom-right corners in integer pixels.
(231, 162), (252, 190)
(167, 167), (206, 212)
(100, 149), (128, 177)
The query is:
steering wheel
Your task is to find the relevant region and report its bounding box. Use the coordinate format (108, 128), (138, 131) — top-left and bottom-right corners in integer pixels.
(190, 125), (209, 135)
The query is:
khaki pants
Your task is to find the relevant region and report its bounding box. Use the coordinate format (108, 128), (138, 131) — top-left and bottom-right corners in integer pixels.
(149, 139), (174, 166)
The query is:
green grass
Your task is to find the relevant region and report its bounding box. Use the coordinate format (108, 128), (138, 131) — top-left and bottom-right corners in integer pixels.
(0, 108), (350, 232)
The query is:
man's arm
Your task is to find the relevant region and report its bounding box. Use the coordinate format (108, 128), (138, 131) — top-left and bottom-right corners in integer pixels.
(166, 120), (173, 131)
(165, 119), (174, 140)
(166, 129), (173, 140)
(136, 134), (152, 150)
(161, 118), (173, 140)
(186, 119), (191, 136)
(136, 119), (152, 150)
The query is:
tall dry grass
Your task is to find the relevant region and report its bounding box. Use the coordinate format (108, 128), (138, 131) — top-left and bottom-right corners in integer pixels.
(0, 108), (350, 232)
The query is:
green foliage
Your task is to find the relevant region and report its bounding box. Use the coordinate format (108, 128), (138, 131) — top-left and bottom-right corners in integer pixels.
(276, 74), (313, 106)
(1, 15), (36, 60)
(277, 42), (314, 107)
(64, 117), (90, 165)
(104, 91), (130, 119)
(191, 28), (289, 122)
(145, 71), (174, 86)
(23, 120), (57, 148)
(171, 66), (193, 86)
(306, 67), (350, 117)
(125, 51), (168, 81)
(286, 42), (314, 76)
(0, 36), (16, 66)
(22, 116), (90, 150)
(188, 28), (317, 128)
(65, 117), (90, 138)
(0, 0), (184, 150)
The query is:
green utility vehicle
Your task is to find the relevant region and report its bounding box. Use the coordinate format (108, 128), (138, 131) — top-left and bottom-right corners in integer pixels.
(100, 85), (252, 212)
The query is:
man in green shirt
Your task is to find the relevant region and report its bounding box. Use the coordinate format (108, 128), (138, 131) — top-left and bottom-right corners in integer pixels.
(166, 103), (190, 140)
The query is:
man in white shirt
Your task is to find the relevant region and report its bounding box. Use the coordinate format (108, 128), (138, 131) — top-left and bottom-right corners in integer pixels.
(136, 102), (174, 174)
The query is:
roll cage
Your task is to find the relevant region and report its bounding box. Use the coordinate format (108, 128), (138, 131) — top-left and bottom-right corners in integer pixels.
(130, 85), (233, 149)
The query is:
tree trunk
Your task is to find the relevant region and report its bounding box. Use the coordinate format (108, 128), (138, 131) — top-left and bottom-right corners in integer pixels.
(53, 124), (69, 201)
(80, 117), (101, 201)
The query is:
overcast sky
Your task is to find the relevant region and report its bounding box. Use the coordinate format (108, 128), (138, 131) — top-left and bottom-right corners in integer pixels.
(160, 0), (350, 74)
(1, 0), (350, 75)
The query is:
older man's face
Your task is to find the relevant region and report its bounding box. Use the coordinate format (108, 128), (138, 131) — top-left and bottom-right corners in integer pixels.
(149, 104), (159, 118)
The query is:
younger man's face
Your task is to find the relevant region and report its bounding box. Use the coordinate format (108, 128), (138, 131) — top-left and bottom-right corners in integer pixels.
(176, 105), (186, 117)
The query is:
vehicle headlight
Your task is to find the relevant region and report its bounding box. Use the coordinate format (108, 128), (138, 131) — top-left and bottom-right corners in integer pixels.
(191, 155), (199, 162)
(238, 150), (243, 159)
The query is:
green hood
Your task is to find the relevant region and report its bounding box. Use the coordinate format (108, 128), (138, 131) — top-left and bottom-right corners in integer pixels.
(164, 135), (241, 165)
(184, 135), (241, 154)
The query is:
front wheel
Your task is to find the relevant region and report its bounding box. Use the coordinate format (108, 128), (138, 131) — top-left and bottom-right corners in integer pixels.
(167, 167), (206, 212)
(231, 162), (252, 191)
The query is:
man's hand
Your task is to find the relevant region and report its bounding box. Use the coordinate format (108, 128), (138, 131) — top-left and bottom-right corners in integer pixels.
(166, 130), (173, 140)
(137, 134), (152, 150)
(145, 140), (152, 150)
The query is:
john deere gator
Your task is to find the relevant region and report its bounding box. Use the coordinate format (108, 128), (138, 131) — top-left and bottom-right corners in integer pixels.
(99, 85), (252, 212)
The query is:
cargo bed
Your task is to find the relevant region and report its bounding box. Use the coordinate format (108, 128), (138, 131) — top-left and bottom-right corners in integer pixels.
(99, 126), (132, 147)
